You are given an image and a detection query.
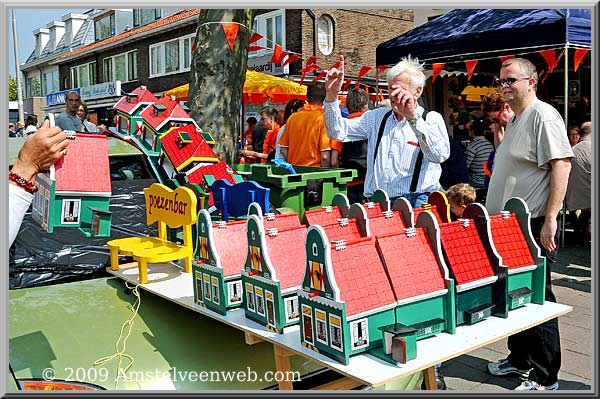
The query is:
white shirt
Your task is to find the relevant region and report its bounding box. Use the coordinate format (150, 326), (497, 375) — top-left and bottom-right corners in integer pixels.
(324, 100), (450, 198)
(274, 125), (286, 160)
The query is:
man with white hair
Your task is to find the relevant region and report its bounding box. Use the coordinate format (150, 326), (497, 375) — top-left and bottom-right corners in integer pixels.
(324, 55), (449, 207)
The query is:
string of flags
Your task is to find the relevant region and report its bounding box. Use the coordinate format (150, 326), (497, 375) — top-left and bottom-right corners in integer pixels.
(202, 21), (591, 94)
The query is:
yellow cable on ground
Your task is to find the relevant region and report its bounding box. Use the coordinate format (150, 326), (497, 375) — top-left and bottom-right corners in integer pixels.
(93, 281), (141, 390)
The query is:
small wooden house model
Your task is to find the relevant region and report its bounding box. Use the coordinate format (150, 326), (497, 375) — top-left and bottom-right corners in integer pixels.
(393, 191), (451, 227)
(32, 133), (112, 237)
(159, 123), (218, 179)
(113, 86), (158, 139)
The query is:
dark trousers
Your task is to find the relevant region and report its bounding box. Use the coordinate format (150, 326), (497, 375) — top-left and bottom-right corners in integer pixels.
(506, 216), (561, 385)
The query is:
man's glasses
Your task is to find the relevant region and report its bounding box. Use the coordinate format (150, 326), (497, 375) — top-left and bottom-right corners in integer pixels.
(494, 77), (529, 86)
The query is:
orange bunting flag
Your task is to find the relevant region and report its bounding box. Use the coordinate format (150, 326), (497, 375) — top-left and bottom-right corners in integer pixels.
(299, 71), (308, 86)
(313, 71), (327, 82)
(221, 23), (240, 51)
(282, 54), (301, 68)
(342, 79), (353, 92)
(431, 63), (445, 84)
(269, 44), (283, 64)
(306, 56), (318, 67)
(249, 32), (262, 44)
(376, 65), (388, 78)
(191, 36), (197, 53)
(500, 55), (515, 63)
(354, 66), (372, 88)
(574, 48), (589, 72)
(464, 59), (478, 81)
(539, 49), (564, 84)
(248, 45), (267, 52)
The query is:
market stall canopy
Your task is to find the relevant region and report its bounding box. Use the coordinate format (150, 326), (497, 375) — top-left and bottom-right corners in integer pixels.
(164, 70), (307, 105)
(376, 9), (591, 66)
(460, 86), (500, 102)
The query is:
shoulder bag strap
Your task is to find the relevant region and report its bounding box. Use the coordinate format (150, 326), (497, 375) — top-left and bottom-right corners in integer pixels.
(409, 110), (428, 193)
(374, 109), (394, 163)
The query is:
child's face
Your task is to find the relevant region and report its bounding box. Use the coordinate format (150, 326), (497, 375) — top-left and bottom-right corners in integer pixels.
(449, 201), (465, 217)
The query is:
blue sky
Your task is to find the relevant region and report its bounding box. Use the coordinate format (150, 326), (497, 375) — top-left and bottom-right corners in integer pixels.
(8, 8), (87, 76)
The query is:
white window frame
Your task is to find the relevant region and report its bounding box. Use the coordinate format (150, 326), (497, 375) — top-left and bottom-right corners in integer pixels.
(315, 309), (328, 345)
(227, 280), (243, 305)
(329, 314), (343, 351)
(70, 61), (96, 89)
(211, 276), (220, 305)
(149, 34), (194, 78)
(103, 50), (138, 83)
(245, 282), (256, 312)
(350, 318), (369, 350)
(318, 14), (334, 55)
(284, 296), (299, 323)
(249, 9), (286, 58)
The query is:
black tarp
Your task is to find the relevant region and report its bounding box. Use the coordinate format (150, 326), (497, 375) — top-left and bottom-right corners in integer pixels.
(376, 9), (592, 66)
(9, 178), (157, 289)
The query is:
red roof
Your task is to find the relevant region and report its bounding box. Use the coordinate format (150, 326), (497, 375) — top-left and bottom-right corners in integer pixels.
(320, 219), (363, 243)
(376, 229), (446, 302)
(489, 214), (535, 270)
(302, 206), (344, 226)
(439, 221), (495, 285)
(263, 212), (302, 230)
(187, 161), (238, 206)
(363, 202), (384, 218)
(414, 206), (443, 225)
(57, 10), (201, 61)
(139, 95), (194, 131)
(113, 86), (158, 115)
(160, 124), (219, 170)
(212, 219), (248, 277)
(54, 133), (111, 194)
(330, 237), (397, 317)
(264, 226), (307, 290)
(368, 210), (406, 237)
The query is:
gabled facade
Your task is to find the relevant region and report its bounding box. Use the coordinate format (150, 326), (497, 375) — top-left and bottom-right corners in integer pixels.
(32, 133), (111, 237)
(159, 123), (219, 177)
(241, 215), (307, 333)
(113, 85), (158, 138)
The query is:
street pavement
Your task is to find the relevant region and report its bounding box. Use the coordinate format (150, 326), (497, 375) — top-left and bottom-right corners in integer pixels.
(442, 235), (593, 391)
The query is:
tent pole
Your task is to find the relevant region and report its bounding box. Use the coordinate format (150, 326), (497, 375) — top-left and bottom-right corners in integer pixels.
(560, 45), (569, 248)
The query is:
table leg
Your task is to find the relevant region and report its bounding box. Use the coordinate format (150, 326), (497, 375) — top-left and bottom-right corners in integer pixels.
(423, 366), (437, 390)
(273, 344), (295, 390)
(244, 331), (264, 345)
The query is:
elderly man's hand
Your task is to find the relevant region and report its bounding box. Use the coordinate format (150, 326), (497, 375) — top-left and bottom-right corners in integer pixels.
(12, 120), (69, 181)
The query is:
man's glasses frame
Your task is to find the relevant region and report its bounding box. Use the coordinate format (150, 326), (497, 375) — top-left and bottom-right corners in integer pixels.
(494, 77), (530, 86)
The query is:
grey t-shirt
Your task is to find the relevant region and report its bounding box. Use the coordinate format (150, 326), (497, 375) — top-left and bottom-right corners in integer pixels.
(486, 99), (573, 218)
(565, 137), (591, 211)
(55, 112), (84, 131)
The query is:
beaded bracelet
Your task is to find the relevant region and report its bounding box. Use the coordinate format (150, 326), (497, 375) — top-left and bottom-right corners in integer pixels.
(8, 171), (38, 194)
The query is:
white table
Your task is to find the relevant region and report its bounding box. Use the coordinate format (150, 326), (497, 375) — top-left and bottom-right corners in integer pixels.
(107, 262), (572, 390)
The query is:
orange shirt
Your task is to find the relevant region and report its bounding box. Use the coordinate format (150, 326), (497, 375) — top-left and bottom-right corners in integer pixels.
(279, 104), (331, 167)
(261, 124), (280, 163)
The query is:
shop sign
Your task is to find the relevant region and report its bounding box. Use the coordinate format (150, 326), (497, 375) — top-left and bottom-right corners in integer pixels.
(81, 81), (122, 101)
(46, 88), (81, 107)
(247, 53), (288, 75)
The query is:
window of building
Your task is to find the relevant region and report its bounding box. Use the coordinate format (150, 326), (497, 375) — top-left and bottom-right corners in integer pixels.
(27, 77), (41, 97)
(41, 70), (59, 95)
(318, 14), (334, 55)
(133, 8), (161, 27)
(70, 62), (96, 88)
(103, 51), (137, 83)
(95, 14), (115, 42)
(149, 34), (194, 77)
(249, 10), (285, 58)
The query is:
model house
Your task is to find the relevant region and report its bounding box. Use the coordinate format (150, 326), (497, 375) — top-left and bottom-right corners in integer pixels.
(113, 85), (158, 139)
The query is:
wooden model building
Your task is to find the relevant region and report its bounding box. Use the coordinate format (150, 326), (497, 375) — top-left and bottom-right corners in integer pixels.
(32, 132), (112, 237)
(241, 214), (307, 333)
(113, 85), (158, 139)
(394, 190), (451, 227)
(192, 209), (248, 315)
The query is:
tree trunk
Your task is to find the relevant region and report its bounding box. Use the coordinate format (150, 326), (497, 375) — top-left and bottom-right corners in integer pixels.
(189, 9), (256, 165)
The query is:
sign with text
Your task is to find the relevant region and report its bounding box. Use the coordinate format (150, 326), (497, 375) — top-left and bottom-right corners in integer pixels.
(46, 88), (81, 107)
(80, 81), (122, 101)
(247, 53), (288, 75)
(144, 183), (197, 227)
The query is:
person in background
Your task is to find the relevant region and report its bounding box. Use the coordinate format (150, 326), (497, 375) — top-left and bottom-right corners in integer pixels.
(9, 120), (69, 246)
(77, 100), (98, 133)
(9, 122), (17, 138)
(439, 129), (468, 190)
(279, 83), (333, 167)
(565, 121), (591, 246)
(339, 87), (370, 203)
(274, 98), (305, 160)
(55, 91), (84, 131)
(324, 54), (449, 207)
(23, 114), (38, 136)
(486, 57), (572, 391)
(566, 126), (581, 147)
(465, 118), (494, 190)
(15, 121), (25, 137)
(238, 106), (280, 163)
(445, 182), (476, 220)
(481, 91), (514, 189)
(251, 120), (268, 163)
(242, 117), (257, 148)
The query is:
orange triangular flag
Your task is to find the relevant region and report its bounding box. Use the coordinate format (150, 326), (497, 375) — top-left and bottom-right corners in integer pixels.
(221, 23), (240, 51)
(540, 49), (564, 84)
(432, 63), (444, 84)
(574, 48), (589, 72)
(499, 55), (515, 63)
(376, 65), (388, 78)
(248, 45), (267, 52)
(342, 79), (353, 92)
(249, 32), (262, 44)
(313, 71), (326, 82)
(270, 44), (283, 64)
(306, 56), (317, 67)
(282, 54), (301, 68)
(465, 59), (478, 81)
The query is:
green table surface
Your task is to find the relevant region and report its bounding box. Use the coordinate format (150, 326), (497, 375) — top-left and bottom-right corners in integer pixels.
(9, 277), (323, 390)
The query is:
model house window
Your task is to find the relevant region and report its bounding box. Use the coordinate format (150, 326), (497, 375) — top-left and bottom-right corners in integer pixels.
(70, 62), (96, 89)
(95, 14), (115, 41)
(211, 276), (220, 305)
(245, 283), (256, 312)
(103, 51), (137, 83)
(350, 318), (369, 350)
(302, 305), (314, 345)
(195, 271), (203, 305)
(329, 314), (343, 351)
(227, 281), (242, 305)
(284, 297), (299, 323)
(255, 287), (265, 317)
(133, 8), (161, 27)
(318, 14), (334, 55)
(203, 274), (211, 301)
(265, 291), (275, 327)
(149, 34), (194, 77)
(315, 309), (328, 345)
(249, 10), (285, 58)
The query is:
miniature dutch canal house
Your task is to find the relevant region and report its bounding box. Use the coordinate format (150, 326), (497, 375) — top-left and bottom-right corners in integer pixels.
(32, 132), (112, 237)
(241, 213), (307, 333)
(113, 86), (158, 139)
